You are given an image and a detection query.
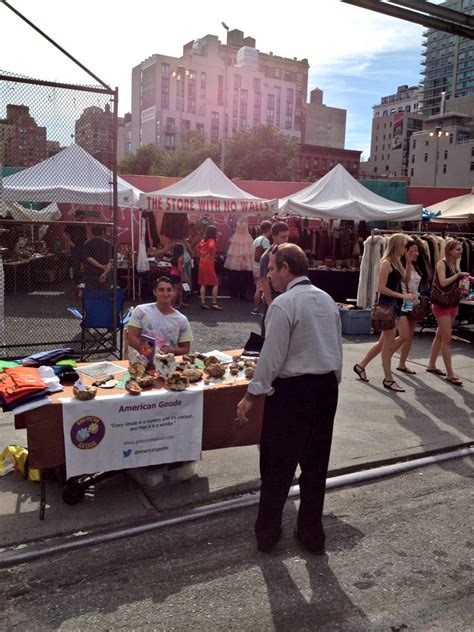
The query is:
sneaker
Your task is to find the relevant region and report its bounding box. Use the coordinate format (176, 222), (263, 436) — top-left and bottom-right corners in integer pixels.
(251, 308), (261, 316)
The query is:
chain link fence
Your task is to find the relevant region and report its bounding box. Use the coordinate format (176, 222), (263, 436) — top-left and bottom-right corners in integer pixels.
(0, 71), (122, 359)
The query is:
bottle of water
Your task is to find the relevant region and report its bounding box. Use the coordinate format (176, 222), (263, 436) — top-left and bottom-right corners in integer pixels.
(459, 276), (470, 296)
(402, 297), (414, 312)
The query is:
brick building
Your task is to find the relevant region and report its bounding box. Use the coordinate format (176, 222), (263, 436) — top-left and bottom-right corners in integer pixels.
(0, 104), (47, 167)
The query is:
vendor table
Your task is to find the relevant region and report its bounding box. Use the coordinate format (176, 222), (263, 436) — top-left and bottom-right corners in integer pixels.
(3, 254), (55, 293)
(14, 354), (263, 517)
(308, 269), (359, 303)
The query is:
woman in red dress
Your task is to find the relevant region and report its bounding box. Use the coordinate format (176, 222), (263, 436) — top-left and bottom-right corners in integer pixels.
(195, 225), (223, 310)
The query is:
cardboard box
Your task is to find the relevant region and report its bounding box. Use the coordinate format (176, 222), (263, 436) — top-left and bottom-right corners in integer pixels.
(339, 308), (371, 335)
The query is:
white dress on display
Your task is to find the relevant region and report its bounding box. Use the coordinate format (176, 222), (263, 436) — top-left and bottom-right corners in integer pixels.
(224, 217), (254, 271)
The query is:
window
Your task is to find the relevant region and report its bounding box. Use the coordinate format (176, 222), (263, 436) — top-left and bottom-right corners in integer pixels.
(444, 150), (448, 160)
(374, 166), (378, 173)
(161, 63), (170, 75)
(413, 140), (416, 149)
(234, 74), (242, 90)
(425, 140), (429, 146)
(253, 78), (260, 92)
(411, 155), (415, 163)
(424, 153), (428, 162)
(471, 162), (474, 171)
(267, 94), (275, 123)
(410, 168), (414, 176)
(210, 111), (219, 143)
(385, 165), (389, 171)
(442, 164), (447, 174)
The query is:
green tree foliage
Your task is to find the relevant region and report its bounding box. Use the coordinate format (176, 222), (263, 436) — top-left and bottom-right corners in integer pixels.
(118, 144), (166, 175)
(165, 130), (220, 177)
(224, 125), (299, 181)
(118, 126), (298, 180)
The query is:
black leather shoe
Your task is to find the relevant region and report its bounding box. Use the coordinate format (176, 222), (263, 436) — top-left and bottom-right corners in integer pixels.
(294, 530), (325, 555)
(256, 528), (282, 553)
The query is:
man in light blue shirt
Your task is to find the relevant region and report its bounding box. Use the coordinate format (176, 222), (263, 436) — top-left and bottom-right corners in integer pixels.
(237, 243), (342, 554)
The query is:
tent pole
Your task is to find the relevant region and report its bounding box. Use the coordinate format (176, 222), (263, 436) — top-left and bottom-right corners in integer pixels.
(131, 208), (136, 300)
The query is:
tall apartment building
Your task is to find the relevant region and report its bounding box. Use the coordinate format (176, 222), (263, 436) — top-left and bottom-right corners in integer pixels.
(364, 86), (425, 177)
(0, 104), (47, 168)
(303, 88), (346, 149)
(75, 104), (115, 169)
(130, 29), (309, 154)
(408, 111), (474, 186)
(421, 0), (474, 116)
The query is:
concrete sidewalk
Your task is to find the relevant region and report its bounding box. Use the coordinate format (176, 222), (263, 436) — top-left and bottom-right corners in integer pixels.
(0, 333), (472, 551)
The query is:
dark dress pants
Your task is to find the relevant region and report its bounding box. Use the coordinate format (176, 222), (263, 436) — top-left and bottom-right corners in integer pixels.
(255, 372), (338, 545)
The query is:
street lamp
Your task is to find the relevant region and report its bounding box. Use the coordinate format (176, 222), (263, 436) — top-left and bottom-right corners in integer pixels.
(429, 125), (450, 187)
(220, 22), (230, 172)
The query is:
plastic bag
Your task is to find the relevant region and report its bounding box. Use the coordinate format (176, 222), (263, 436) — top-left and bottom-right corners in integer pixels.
(0, 445), (41, 481)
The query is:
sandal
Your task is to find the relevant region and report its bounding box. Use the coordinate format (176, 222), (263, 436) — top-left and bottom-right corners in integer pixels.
(383, 379), (405, 392)
(396, 367), (416, 374)
(446, 376), (463, 386)
(426, 368), (446, 376)
(211, 304), (223, 310)
(353, 364), (369, 382)
(201, 303), (210, 310)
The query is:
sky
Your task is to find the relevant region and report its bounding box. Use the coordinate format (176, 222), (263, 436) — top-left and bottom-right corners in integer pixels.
(0, 0), (426, 161)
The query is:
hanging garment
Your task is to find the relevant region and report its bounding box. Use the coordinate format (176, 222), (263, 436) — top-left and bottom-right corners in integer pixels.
(142, 211), (160, 249)
(161, 212), (188, 239)
(136, 217), (150, 273)
(357, 234), (388, 308)
(224, 217), (254, 272)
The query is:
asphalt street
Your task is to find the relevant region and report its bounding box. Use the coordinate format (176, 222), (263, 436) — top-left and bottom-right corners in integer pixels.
(1, 458), (472, 631)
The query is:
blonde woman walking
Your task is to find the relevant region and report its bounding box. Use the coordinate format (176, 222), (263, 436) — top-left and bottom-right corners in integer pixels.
(353, 233), (414, 392)
(427, 239), (469, 386)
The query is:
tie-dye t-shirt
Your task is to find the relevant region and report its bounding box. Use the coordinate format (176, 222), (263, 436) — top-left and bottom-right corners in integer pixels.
(128, 304), (193, 349)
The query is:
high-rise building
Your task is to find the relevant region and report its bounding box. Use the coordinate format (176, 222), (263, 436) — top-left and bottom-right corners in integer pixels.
(364, 86), (425, 177)
(0, 104), (47, 168)
(130, 29), (309, 154)
(421, 0), (474, 116)
(75, 104), (115, 169)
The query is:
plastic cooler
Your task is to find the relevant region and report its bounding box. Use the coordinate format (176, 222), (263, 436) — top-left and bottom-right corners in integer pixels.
(339, 308), (372, 335)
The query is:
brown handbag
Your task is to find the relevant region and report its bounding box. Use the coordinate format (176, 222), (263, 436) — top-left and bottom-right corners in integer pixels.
(408, 302), (428, 321)
(371, 301), (396, 331)
(430, 272), (462, 308)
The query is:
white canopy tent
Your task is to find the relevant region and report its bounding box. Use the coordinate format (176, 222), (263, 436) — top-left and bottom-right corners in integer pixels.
(278, 164), (422, 221)
(2, 143), (142, 207)
(141, 158), (277, 214)
(426, 192), (474, 223)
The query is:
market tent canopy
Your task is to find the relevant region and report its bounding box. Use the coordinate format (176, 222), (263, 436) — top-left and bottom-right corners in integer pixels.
(2, 144), (142, 207)
(426, 192), (474, 223)
(278, 164), (422, 221)
(141, 158), (277, 214)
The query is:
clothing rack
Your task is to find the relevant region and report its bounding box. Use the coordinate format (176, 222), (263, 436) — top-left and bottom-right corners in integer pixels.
(370, 228), (445, 236)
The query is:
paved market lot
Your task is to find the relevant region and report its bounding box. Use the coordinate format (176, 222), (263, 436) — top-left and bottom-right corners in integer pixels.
(0, 296), (472, 550)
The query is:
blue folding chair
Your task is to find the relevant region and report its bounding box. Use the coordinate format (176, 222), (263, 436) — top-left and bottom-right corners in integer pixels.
(67, 288), (132, 360)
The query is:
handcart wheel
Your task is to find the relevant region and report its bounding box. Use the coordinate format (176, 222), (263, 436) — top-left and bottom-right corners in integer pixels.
(62, 481), (86, 505)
